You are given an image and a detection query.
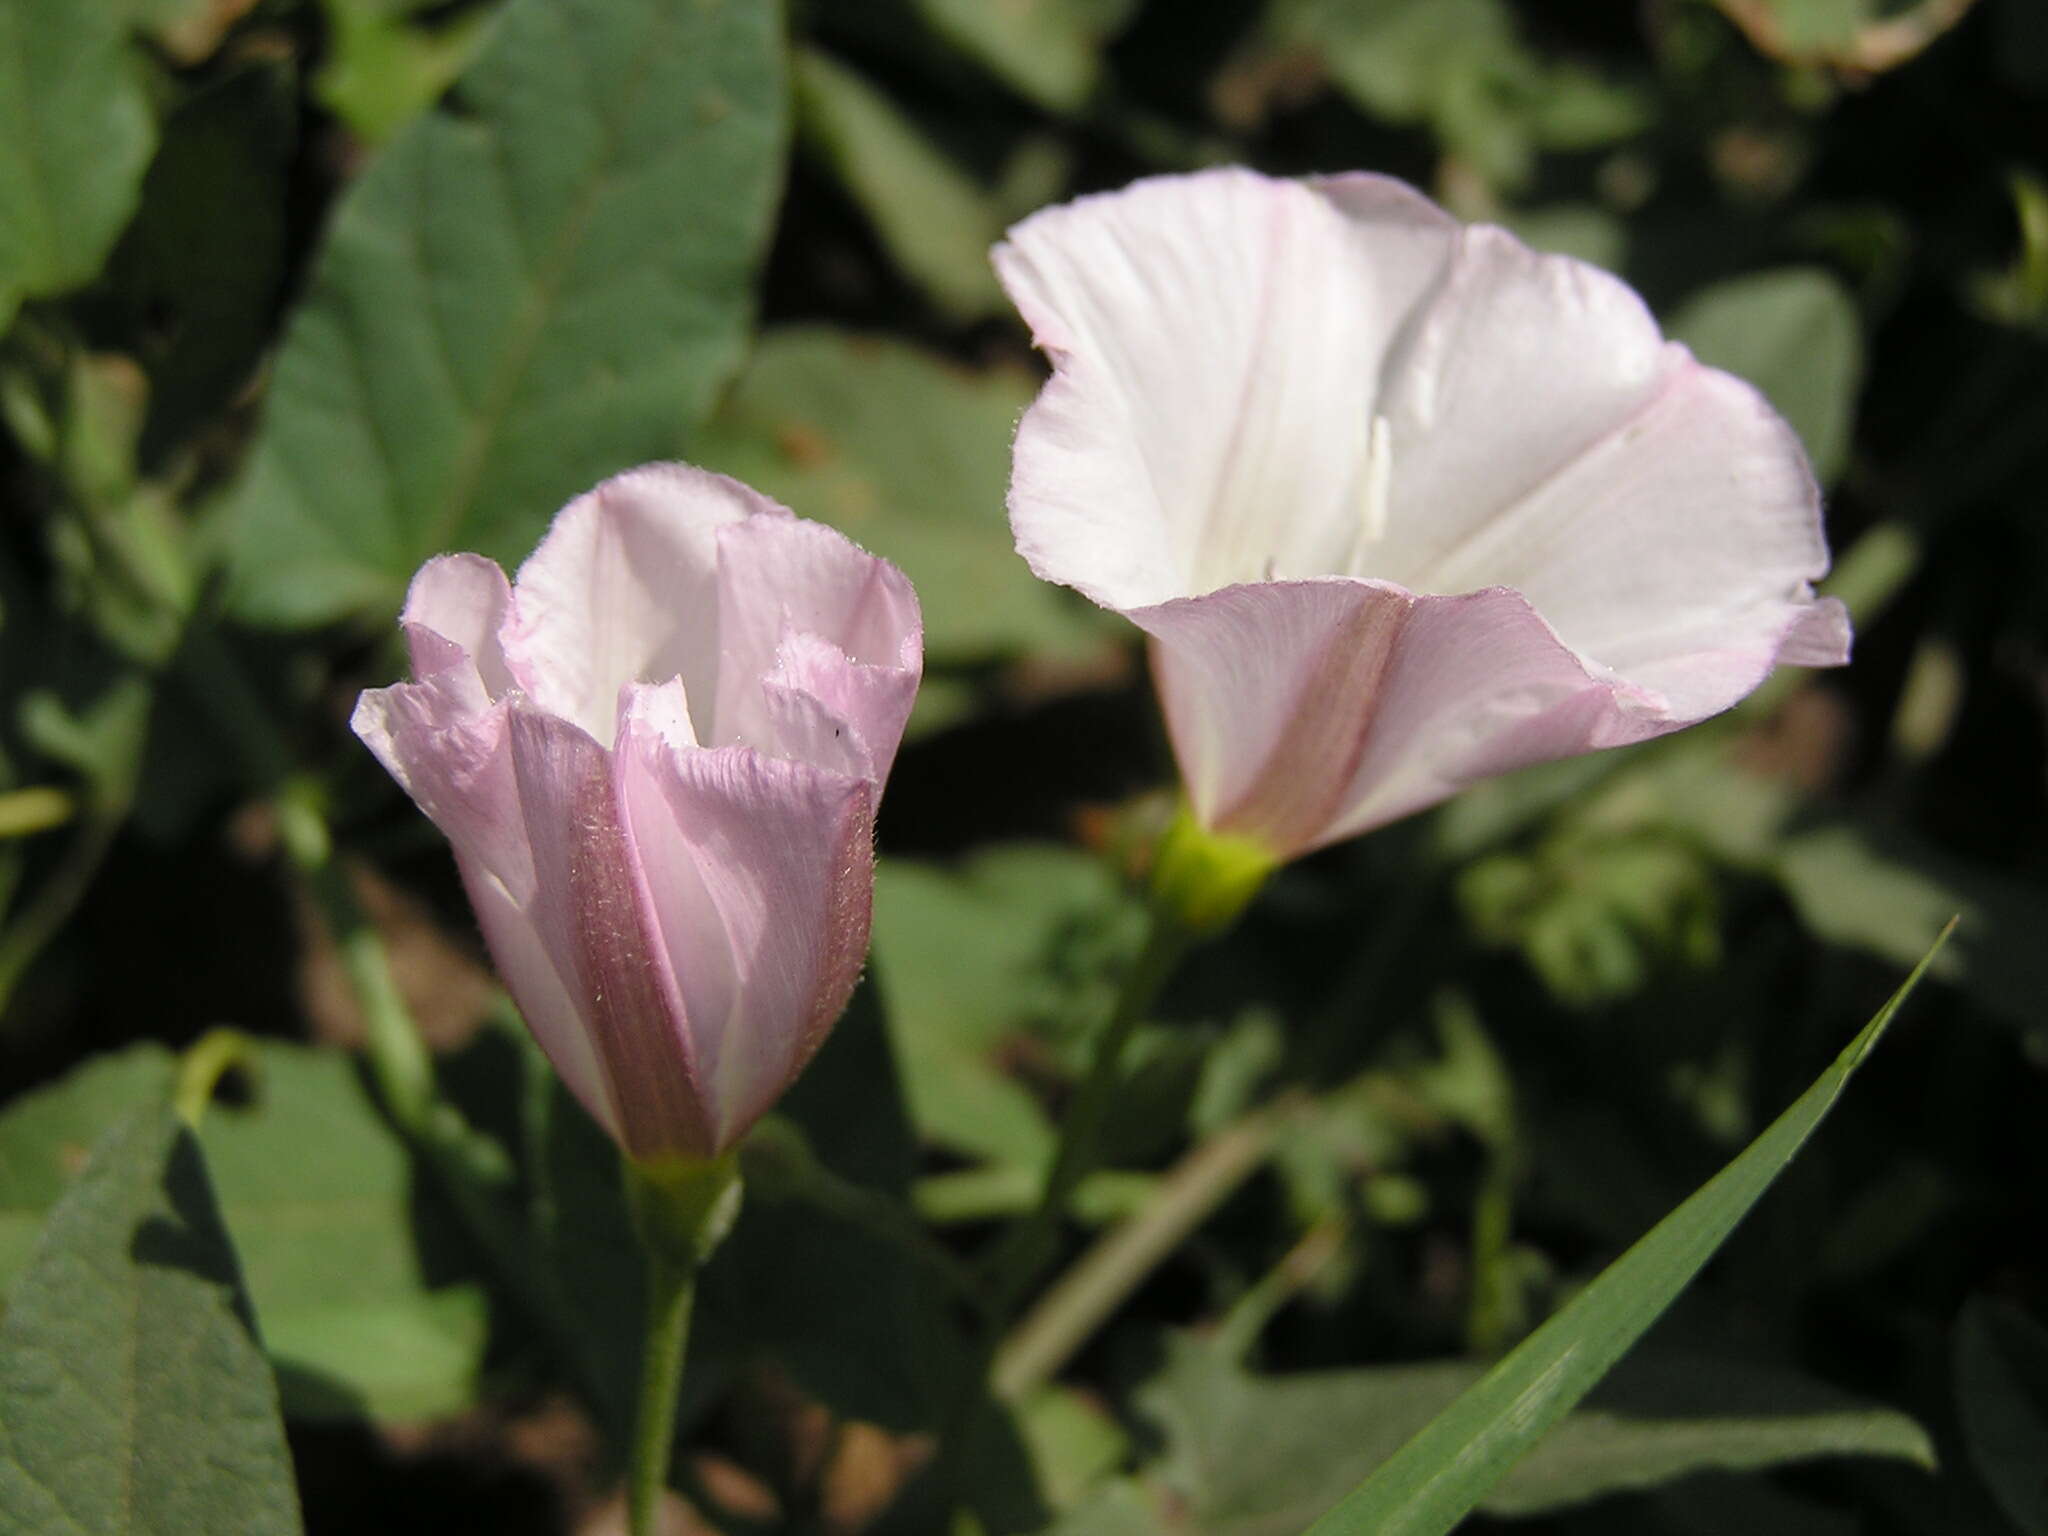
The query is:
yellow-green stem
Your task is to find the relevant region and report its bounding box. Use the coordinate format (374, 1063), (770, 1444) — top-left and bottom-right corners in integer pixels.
(622, 1152), (741, 1536)
(628, 1247), (697, 1536)
(173, 1028), (260, 1129)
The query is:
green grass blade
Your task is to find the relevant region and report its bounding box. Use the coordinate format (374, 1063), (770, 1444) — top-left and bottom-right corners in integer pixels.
(1304, 920), (1956, 1536)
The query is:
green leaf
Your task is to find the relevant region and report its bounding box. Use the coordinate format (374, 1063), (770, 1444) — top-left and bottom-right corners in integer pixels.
(867, 846), (1138, 1165)
(718, 972), (970, 1431)
(1300, 927), (1950, 1536)
(526, 1051), (649, 1447)
(1478, 1353), (1936, 1516)
(1724, 0), (1867, 53)
(1107, 1335), (1930, 1534)
(0, 1043), (175, 1285)
(910, 0), (1138, 113)
(1955, 1298), (2048, 1535)
(1047, 1477), (1159, 1536)
(0, 0), (155, 329)
(690, 327), (1111, 665)
(0, 1043), (490, 1423)
(1019, 1384), (1133, 1510)
(221, 0), (786, 628)
(0, 1102), (301, 1534)
(793, 48), (1006, 320)
(106, 61), (296, 465)
(1776, 824), (2048, 1041)
(314, 0), (497, 146)
(1668, 268), (1863, 484)
(195, 1042), (489, 1421)
(1274, 0), (1645, 191)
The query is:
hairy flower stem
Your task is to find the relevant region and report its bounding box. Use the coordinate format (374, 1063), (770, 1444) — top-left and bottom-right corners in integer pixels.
(623, 1153), (742, 1536)
(628, 1250), (697, 1536)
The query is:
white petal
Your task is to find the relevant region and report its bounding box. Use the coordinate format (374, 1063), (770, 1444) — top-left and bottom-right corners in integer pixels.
(399, 553), (515, 700)
(350, 684), (534, 901)
(1367, 224), (1672, 594)
(500, 464), (785, 746)
(996, 167), (1457, 607)
(707, 514), (922, 777)
(351, 683), (618, 1141)
(1423, 359), (1840, 718)
(457, 858), (620, 1145)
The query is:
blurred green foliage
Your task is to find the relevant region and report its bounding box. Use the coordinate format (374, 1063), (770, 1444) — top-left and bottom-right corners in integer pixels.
(0, 0), (2044, 1529)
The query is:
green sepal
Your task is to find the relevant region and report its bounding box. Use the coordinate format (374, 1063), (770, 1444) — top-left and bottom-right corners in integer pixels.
(624, 1149), (744, 1273)
(1148, 804), (1278, 936)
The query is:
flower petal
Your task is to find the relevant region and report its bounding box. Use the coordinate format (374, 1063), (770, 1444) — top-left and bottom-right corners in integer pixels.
(996, 167), (1458, 608)
(501, 464), (786, 746)
(1418, 358), (1844, 717)
(506, 701), (715, 1160)
(399, 552), (515, 700)
(1366, 224), (1673, 592)
(708, 514), (922, 778)
(351, 683), (532, 900)
(351, 684), (617, 1139)
(1132, 579), (1682, 857)
(614, 697), (875, 1151)
(457, 859), (620, 1146)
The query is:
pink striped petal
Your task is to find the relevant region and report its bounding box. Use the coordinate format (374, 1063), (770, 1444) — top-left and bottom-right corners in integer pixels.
(615, 695), (875, 1152)
(505, 701), (715, 1160)
(1132, 580), (1668, 857)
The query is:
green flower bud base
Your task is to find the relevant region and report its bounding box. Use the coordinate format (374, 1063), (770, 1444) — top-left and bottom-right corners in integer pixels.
(1148, 804), (1279, 935)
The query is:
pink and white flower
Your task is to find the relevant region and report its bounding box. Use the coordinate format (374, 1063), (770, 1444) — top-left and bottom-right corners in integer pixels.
(353, 465), (922, 1161)
(996, 168), (1850, 860)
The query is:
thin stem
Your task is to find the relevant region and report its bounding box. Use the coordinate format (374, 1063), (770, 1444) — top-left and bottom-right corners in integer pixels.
(173, 1027), (261, 1128)
(927, 902), (1197, 1522)
(1213, 1214), (1352, 1365)
(278, 782), (434, 1131)
(622, 1152), (739, 1534)
(1464, 1145), (1522, 1356)
(927, 811), (1267, 1528)
(992, 1094), (1304, 1399)
(982, 903), (1197, 1319)
(629, 1248), (698, 1536)
(0, 796), (122, 1016)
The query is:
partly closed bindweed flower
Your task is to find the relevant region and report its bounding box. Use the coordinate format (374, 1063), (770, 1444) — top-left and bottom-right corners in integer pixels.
(997, 168), (1850, 862)
(353, 465), (922, 1162)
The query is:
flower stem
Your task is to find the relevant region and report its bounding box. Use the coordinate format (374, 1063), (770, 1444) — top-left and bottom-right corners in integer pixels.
(930, 808), (1273, 1528)
(628, 1246), (697, 1536)
(982, 902), (1197, 1319)
(982, 807), (1276, 1318)
(622, 1152), (743, 1536)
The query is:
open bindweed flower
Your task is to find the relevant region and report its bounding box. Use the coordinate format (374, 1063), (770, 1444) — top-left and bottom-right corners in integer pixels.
(996, 168), (1850, 864)
(352, 465), (922, 1163)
